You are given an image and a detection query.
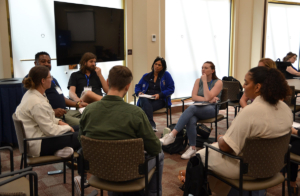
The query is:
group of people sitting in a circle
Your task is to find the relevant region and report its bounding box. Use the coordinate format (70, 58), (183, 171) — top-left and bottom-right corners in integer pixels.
(15, 51), (300, 195)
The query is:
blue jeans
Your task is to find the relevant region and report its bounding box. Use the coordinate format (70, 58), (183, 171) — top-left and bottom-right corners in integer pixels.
(139, 98), (165, 128)
(108, 151), (164, 196)
(174, 104), (217, 146)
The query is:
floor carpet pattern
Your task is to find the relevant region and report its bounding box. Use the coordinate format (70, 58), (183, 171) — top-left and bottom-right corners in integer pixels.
(0, 105), (299, 196)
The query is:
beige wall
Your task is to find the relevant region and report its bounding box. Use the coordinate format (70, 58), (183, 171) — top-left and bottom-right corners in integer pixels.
(231, 0), (266, 83)
(126, 0), (165, 102)
(0, 0), (12, 78)
(0, 0), (267, 99)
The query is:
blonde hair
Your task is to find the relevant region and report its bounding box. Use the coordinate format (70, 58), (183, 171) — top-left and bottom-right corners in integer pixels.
(259, 58), (276, 69)
(283, 52), (297, 62)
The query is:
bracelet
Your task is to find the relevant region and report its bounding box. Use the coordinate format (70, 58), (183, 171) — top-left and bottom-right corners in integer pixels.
(76, 101), (81, 108)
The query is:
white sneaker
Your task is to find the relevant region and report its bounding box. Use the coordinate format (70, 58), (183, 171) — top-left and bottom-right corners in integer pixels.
(74, 176), (91, 196)
(181, 146), (197, 159)
(160, 132), (175, 146)
(74, 176), (82, 196)
(54, 147), (74, 158)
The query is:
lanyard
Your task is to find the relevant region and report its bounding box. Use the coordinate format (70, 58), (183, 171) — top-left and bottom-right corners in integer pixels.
(85, 75), (90, 86)
(51, 80), (56, 86)
(208, 80), (213, 90)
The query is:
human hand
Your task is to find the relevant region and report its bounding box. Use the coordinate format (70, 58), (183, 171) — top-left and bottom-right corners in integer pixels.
(209, 97), (219, 103)
(53, 108), (67, 117)
(138, 92), (144, 96)
(70, 127), (75, 132)
(292, 127), (298, 135)
(154, 94), (160, 100)
(79, 101), (88, 107)
(58, 120), (68, 126)
(201, 73), (207, 82)
(95, 67), (102, 75)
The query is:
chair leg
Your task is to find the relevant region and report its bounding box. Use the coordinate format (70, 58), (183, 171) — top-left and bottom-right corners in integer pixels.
(63, 162), (66, 184)
(72, 156), (74, 196)
(239, 188), (243, 196)
(169, 107), (172, 125)
(282, 180), (285, 196)
(20, 154), (23, 169)
(215, 122), (218, 142)
(166, 110), (169, 127)
(293, 112), (295, 121)
(101, 190), (103, 196)
(234, 107), (237, 117)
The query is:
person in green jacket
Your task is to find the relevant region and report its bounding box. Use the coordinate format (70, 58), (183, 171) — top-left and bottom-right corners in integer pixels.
(78, 65), (164, 196)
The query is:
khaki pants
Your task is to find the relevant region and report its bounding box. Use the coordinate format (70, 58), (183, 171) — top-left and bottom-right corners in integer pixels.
(62, 109), (81, 126)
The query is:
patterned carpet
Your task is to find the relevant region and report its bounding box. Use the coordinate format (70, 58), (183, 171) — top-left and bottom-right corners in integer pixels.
(0, 104), (299, 196)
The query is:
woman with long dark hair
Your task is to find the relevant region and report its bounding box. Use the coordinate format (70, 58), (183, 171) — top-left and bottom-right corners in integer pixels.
(135, 57), (175, 132)
(198, 67), (292, 195)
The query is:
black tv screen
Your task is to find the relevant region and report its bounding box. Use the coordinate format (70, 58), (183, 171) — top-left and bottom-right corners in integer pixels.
(54, 2), (124, 66)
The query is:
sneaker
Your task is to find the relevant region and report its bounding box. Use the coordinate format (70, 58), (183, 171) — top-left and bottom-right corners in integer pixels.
(152, 127), (158, 132)
(163, 127), (171, 137)
(74, 176), (91, 196)
(181, 146), (197, 159)
(74, 176), (82, 196)
(54, 147), (74, 158)
(160, 132), (175, 146)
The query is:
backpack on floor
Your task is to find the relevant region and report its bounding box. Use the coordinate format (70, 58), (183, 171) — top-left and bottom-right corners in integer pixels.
(162, 124), (188, 155)
(183, 153), (211, 196)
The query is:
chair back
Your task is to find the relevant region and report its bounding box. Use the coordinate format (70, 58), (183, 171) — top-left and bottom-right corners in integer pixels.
(285, 86), (295, 106)
(242, 132), (291, 178)
(81, 135), (145, 182)
(219, 88), (228, 110)
(222, 81), (241, 102)
(12, 113), (26, 154)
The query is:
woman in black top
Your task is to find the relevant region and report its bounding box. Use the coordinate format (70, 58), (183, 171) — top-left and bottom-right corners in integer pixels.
(284, 52), (300, 79)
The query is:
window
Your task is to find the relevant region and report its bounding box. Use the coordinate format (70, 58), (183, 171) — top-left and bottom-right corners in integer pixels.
(266, 2), (300, 68)
(165, 0), (231, 98)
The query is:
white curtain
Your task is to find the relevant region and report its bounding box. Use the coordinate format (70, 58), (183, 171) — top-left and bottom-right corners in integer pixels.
(266, 3), (300, 68)
(165, 0), (231, 98)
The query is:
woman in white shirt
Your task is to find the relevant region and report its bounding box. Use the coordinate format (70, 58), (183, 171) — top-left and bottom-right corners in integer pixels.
(16, 66), (80, 157)
(199, 67), (292, 195)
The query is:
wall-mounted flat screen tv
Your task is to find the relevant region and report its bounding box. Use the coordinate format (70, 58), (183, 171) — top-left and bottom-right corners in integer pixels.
(54, 1), (124, 66)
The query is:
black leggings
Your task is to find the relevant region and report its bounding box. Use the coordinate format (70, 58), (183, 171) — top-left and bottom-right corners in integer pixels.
(40, 125), (81, 156)
(290, 137), (300, 182)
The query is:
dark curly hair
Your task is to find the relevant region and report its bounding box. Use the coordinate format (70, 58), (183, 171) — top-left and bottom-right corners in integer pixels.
(151, 57), (167, 72)
(35, 51), (50, 63)
(248, 66), (290, 105)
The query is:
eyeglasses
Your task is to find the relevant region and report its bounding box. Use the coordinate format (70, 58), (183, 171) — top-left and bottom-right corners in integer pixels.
(46, 75), (53, 80)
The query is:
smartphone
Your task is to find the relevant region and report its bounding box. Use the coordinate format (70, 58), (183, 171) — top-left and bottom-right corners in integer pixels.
(48, 170), (63, 175)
